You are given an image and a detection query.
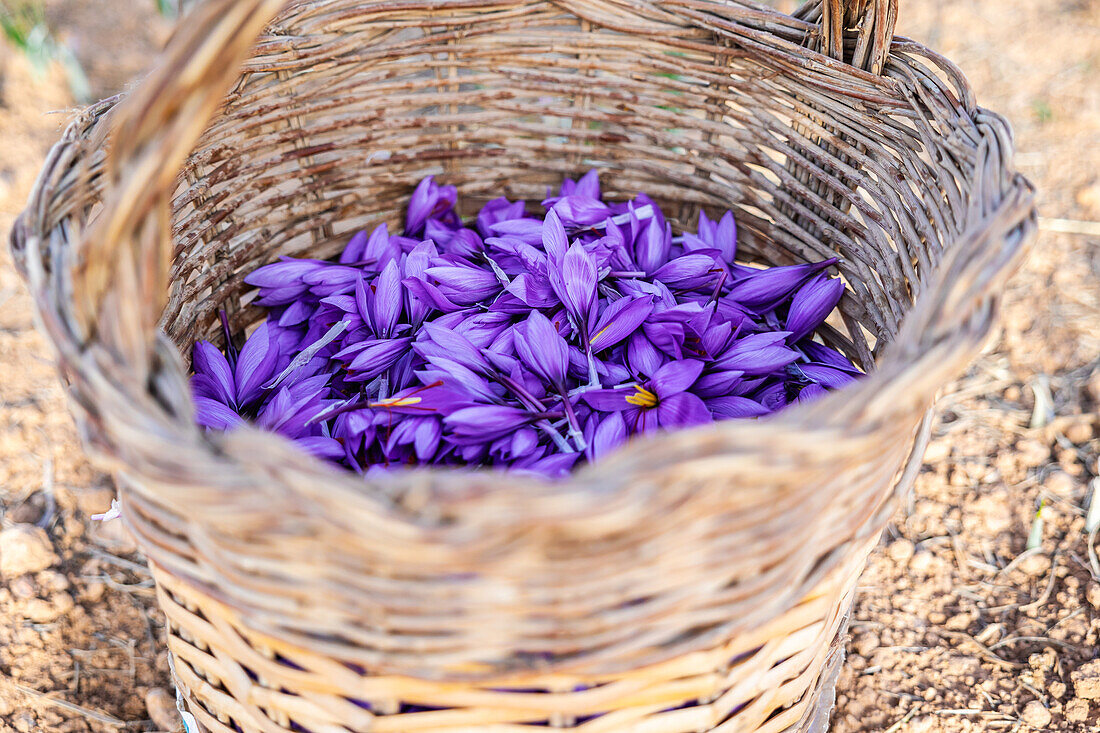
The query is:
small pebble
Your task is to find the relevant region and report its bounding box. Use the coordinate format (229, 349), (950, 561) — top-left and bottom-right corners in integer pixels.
(945, 612), (973, 631)
(908, 715), (937, 733)
(1071, 660), (1100, 700)
(1064, 698), (1090, 723)
(1049, 681), (1067, 698)
(853, 633), (879, 656)
(21, 598), (60, 623)
(145, 687), (183, 732)
(51, 591), (74, 616)
(37, 569), (70, 593)
(1018, 553), (1051, 577)
(1043, 470), (1076, 496)
(909, 550), (940, 575)
(63, 515), (85, 539)
(1087, 582), (1100, 610)
(887, 538), (915, 564)
(1064, 421), (1093, 444)
(9, 575), (36, 600)
(1017, 438), (1050, 468)
(81, 580), (107, 603)
(1021, 700), (1051, 729)
(0, 524), (59, 577)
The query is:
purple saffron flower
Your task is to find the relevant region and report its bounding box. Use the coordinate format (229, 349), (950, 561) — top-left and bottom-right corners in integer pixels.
(424, 262), (502, 305)
(193, 396), (245, 430)
(707, 395), (770, 418)
(583, 359), (710, 432)
(652, 250), (722, 291)
(245, 258), (330, 305)
(800, 341), (859, 371)
(365, 261), (404, 338)
(340, 223), (398, 268)
(444, 228), (484, 258)
(685, 210), (737, 264)
(725, 259), (837, 311)
(796, 383), (828, 404)
(550, 242), (598, 335)
(541, 209), (569, 263)
(489, 218), (543, 245)
(635, 219), (672, 275)
(589, 296), (654, 352)
(513, 452), (581, 479)
(384, 416), (443, 461)
(406, 176), (458, 236)
(340, 337), (413, 381)
(549, 196), (612, 228)
(415, 322), (491, 373)
(626, 331), (665, 378)
(296, 435), (346, 459)
(445, 405), (536, 441)
(786, 273), (845, 342)
(192, 340), (237, 408)
(552, 169), (601, 201)
(257, 379), (332, 438)
(477, 197), (528, 238)
(692, 368), (744, 398)
(513, 311), (569, 390)
(233, 322), (279, 407)
(587, 411), (627, 460)
(714, 332), (800, 375)
(753, 380), (791, 412)
(794, 362), (859, 389)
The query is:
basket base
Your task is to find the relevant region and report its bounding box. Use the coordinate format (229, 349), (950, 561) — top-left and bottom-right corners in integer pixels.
(161, 534), (874, 733)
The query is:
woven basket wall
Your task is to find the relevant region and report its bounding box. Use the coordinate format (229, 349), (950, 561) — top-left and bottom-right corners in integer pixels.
(12, 0), (1035, 731)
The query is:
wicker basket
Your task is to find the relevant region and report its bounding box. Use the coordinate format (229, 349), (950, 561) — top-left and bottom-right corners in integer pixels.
(12, 0), (1035, 731)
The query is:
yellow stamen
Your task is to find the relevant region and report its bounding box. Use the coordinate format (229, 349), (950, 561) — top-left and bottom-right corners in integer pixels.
(369, 396), (422, 408)
(624, 385), (658, 408)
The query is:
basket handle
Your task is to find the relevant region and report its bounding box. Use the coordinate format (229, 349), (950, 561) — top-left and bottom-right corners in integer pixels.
(73, 0), (288, 362)
(795, 0), (898, 75)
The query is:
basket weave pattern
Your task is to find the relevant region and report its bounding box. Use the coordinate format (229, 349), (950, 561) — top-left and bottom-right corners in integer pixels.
(12, 0), (1035, 731)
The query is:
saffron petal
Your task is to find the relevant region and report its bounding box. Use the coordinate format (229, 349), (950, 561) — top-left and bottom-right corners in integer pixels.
(651, 359), (704, 398)
(657, 391), (712, 428)
(785, 273), (845, 342)
(707, 395), (769, 418)
(514, 311), (570, 389)
(192, 341), (236, 407)
(194, 396), (245, 430)
(589, 296), (654, 352)
(234, 323), (278, 406)
(589, 411), (627, 459)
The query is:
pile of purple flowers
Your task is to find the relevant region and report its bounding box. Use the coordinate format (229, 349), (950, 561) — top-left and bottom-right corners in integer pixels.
(191, 171), (860, 479)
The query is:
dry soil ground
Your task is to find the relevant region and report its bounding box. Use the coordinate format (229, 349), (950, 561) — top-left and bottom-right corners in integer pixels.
(0, 1), (1097, 732)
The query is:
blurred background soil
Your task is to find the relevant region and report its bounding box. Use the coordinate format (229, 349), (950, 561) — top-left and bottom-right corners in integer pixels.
(0, 1), (1097, 731)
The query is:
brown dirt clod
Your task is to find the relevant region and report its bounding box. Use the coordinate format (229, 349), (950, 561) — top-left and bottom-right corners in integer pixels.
(0, 525), (59, 578)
